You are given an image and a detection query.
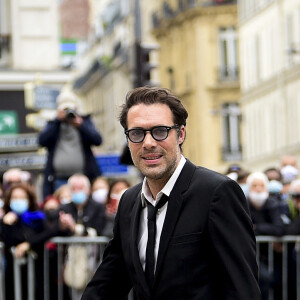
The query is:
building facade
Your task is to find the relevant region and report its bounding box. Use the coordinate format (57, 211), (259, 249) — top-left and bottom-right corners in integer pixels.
(152, 0), (240, 171)
(238, 0), (300, 171)
(0, 0), (75, 173)
(72, 0), (158, 157)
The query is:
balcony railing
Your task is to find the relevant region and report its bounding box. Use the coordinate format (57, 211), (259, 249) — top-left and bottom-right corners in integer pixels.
(152, 0), (237, 28)
(218, 66), (239, 82)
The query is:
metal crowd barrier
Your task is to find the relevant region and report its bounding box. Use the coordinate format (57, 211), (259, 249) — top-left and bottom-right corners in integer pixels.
(3, 236), (300, 300)
(11, 247), (37, 300)
(256, 235), (300, 300)
(44, 236), (110, 300)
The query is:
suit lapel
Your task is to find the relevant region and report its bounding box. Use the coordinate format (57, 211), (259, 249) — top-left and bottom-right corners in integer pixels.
(153, 159), (196, 287)
(130, 191), (151, 297)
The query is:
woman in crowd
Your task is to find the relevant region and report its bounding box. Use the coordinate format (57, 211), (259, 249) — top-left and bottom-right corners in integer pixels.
(247, 172), (285, 300)
(102, 179), (131, 238)
(91, 176), (109, 205)
(1, 183), (48, 300)
(53, 183), (72, 205)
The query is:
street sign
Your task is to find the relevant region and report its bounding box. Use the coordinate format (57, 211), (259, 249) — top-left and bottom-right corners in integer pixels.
(34, 86), (59, 109)
(0, 133), (39, 152)
(0, 152), (46, 171)
(24, 83), (59, 110)
(96, 154), (128, 176)
(0, 111), (18, 134)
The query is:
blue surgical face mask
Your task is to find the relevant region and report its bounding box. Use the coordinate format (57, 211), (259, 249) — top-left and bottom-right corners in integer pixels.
(268, 180), (283, 194)
(239, 183), (249, 198)
(72, 191), (87, 205)
(10, 199), (29, 215)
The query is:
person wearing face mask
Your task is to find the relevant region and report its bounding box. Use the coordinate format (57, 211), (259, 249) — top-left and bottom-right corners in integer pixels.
(0, 183), (54, 300)
(102, 179), (131, 238)
(59, 173), (106, 236)
(280, 155), (299, 201)
(53, 184), (72, 205)
(247, 172), (285, 236)
(246, 172), (285, 300)
(91, 177), (109, 205)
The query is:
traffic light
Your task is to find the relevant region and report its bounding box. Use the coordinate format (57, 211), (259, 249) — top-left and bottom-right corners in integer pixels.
(135, 42), (159, 87)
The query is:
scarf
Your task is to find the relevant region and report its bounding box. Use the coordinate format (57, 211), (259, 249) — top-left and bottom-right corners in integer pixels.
(21, 210), (45, 229)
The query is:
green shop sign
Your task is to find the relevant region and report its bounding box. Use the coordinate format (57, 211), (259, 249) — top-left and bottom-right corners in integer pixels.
(0, 111), (18, 134)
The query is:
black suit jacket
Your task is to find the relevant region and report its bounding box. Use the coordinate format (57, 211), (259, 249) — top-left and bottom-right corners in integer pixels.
(82, 160), (261, 299)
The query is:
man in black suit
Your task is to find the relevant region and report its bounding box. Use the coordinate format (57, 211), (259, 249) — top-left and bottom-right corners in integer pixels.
(81, 87), (261, 299)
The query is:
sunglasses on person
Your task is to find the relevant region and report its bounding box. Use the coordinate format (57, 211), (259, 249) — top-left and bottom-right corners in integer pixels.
(125, 125), (179, 143)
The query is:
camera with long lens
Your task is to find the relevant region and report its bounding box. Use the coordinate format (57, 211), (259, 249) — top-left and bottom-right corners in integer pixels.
(65, 108), (77, 120)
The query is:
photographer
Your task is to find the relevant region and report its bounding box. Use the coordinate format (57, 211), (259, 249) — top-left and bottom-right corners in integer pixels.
(38, 91), (102, 200)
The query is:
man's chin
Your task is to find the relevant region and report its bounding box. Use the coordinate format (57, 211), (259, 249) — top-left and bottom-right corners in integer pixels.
(141, 167), (165, 180)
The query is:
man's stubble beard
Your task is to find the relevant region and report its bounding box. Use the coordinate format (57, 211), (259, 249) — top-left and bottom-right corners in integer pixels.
(131, 145), (180, 182)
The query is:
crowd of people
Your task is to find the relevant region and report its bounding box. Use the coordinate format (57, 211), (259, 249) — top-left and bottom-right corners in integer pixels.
(0, 91), (133, 300)
(0, 167), (131, 300)
(1, 156), (300, 300)
(225, 154), (300, 299)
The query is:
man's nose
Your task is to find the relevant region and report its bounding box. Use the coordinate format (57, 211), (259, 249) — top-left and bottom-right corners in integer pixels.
(143, 131), (157, 147)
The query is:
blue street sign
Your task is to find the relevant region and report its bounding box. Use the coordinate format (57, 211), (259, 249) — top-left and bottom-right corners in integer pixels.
(96, 154), (128, 176)
(34, 86), (60, 109)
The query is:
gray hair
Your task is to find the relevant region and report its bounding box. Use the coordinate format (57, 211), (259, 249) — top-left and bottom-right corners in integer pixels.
(68, 174), (91, 189)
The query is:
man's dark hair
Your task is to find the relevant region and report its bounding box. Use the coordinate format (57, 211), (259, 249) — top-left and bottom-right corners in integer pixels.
(119, 86), (188, 130)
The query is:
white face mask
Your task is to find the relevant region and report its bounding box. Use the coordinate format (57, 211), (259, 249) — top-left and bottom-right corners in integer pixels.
(92, 189), (108, 204)
(60, 198), (71, 205)
(249, 191), (269, 208)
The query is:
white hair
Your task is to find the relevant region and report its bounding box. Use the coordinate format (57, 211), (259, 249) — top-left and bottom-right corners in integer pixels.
(3, 168), (23, 183)
(68, 174), (91, 189)
(246, 172), (269, 188)
(290, 179), (300, 192)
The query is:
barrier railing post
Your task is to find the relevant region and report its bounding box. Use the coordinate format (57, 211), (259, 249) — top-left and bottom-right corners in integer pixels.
(268, 242), (274, 300)
(11, 247), (26, 300)
(27, 251), (37, 300)
(282, 242), (288, 300)
(57, 243), (64, 300)
(44, 245), (50, 300)
(296, 240), (300, 300)
(0, 242), (5, 300)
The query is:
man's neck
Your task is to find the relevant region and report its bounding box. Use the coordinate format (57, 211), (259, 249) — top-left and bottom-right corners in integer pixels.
(146, 178), (169, 200)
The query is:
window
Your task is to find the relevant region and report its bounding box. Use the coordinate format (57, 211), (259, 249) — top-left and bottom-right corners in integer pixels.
(221, 103), (242, 161)
(0, 0), (10, 65)
(218, 27), (238, 81)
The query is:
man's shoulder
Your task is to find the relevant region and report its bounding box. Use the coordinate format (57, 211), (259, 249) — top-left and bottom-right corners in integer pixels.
(185, 159), (230, 185)
(123, 182), (143, 198)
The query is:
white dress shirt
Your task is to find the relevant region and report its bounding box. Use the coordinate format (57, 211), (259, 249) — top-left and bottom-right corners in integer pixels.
(138, 155), (186, 272)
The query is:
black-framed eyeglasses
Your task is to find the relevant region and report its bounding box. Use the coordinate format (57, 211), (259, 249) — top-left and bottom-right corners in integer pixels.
(125, 125), (179, 143)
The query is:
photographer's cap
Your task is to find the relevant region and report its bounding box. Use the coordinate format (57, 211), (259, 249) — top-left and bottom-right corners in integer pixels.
(57, 91), (80, 111)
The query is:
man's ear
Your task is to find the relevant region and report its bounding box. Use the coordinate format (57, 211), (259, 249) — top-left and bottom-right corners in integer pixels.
(178, 125), (186, 145)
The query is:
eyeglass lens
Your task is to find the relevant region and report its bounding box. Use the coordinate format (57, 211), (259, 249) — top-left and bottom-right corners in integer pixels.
(128, 127), (169, 142)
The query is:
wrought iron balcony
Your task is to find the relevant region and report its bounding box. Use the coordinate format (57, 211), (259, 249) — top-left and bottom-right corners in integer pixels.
(152, 0), (237, 28)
